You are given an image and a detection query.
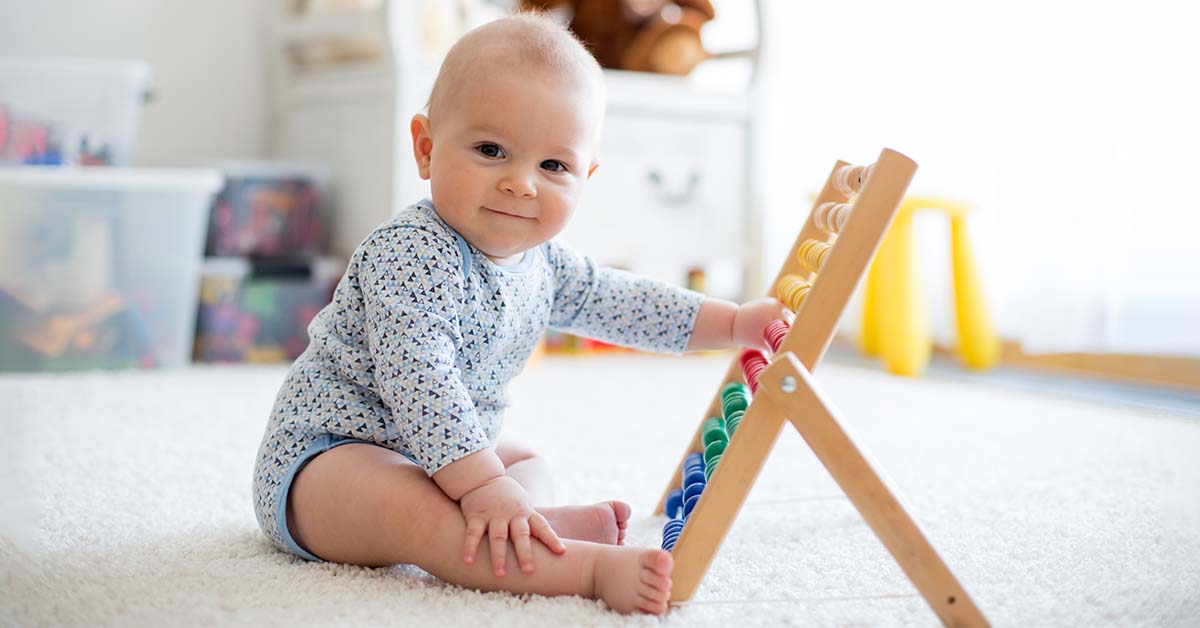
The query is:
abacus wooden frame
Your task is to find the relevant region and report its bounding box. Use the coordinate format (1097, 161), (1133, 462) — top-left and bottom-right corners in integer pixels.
(655, 149), (989, 626)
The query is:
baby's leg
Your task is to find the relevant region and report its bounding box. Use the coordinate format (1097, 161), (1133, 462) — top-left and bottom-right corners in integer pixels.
(287, 443), (672, 614)
(495, 440), (630, 545)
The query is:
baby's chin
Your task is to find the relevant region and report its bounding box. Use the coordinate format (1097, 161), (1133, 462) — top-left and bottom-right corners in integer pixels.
(476, 235), (558, 265)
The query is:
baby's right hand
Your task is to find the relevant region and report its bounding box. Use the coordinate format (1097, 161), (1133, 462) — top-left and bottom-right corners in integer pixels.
(458, 475), (565, 576)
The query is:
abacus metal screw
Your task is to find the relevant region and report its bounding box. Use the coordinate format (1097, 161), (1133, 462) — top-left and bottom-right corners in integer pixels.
(781, 376), (797, 393)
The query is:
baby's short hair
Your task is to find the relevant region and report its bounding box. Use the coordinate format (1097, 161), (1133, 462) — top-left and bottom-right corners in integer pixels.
(426, 12), (605, 122)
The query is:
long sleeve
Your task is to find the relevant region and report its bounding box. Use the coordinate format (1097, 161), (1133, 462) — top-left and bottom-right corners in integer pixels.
(544, 239), (705, 354)
(357, 224), (491, 475)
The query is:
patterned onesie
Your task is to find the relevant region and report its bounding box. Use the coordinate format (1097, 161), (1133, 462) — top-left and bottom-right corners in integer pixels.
(252, 199), (705, 560)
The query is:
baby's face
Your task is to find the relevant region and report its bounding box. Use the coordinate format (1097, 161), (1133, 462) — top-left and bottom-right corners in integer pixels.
(416, 71), (601, 265)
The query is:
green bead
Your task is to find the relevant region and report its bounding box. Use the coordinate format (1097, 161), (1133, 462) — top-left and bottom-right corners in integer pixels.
(722, 396), (748, 416)
(702, 424), (728, 447)
(704, 439), (727, 462)
(720, 382), (748, 400)
(704, 455), (722, 480)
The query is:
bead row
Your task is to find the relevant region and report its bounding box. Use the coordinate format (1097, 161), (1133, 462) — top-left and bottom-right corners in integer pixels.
(833, 163), (872, 196)
(777, 274), (812, 313)
(813, 202), (852, 234)
(797, 239), (832, 273)
(662, 312), (801, 550)
(662, 452), (708, 550)
(764, 319), (790, 353)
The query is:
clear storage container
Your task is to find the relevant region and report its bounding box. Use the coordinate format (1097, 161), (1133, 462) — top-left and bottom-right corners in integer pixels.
(0, 167), (223, 371)
(0, 58), (151, 165)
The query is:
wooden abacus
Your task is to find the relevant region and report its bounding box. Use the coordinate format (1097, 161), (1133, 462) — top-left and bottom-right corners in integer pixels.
(655, 149), (989, 626)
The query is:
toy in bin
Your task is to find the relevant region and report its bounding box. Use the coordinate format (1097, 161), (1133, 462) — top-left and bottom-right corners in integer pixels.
(194, 257), (343, 363)
(206, 169), (326, 257)
(0, 211), (156, 371)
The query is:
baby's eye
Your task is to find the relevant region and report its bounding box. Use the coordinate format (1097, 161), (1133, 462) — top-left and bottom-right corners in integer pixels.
(540, 159), (568, 173)
(476, 143), (505, 159)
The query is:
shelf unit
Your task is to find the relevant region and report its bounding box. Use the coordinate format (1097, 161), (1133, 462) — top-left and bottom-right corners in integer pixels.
(266, 0), (766, 299)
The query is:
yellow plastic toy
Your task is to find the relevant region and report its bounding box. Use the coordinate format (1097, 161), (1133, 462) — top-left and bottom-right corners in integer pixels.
(860, 196), (998, 376)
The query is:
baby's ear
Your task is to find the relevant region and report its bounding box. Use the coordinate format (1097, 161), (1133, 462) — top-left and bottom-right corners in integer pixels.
(410, 114), (434, 180)
(587, 162), (599, 179)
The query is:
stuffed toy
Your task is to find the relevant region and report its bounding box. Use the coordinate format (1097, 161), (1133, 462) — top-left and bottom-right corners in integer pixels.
(520, 0), (715, 76)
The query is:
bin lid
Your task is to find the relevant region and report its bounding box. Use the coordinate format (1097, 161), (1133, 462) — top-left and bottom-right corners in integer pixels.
(0, 167), (223, 193)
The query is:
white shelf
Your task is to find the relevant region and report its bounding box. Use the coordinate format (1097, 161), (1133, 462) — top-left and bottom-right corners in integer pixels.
(604, 70), (751, 121)
(277, 6), (386, 44)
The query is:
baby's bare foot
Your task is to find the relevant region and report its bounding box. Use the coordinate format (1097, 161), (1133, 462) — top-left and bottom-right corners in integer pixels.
(538, 501), (631, 545)
(593, 546), (674, 614)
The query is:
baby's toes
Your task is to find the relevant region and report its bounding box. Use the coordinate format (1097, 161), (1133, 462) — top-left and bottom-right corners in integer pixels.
(640, 563), (671, 592)
(642, 548), (674, 576)
(637, 590), (670, 615)
(611, 500), (632, 525)
(634, 549), (673, 613)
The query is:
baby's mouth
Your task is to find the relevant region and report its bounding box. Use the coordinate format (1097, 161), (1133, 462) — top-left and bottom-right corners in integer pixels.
(484, 206), (533, 219)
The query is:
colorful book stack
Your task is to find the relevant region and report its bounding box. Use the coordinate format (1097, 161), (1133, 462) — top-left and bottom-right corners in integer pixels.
(193, 164), (343, 363)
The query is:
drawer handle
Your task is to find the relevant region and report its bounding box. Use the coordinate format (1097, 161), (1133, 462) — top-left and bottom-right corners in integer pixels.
(647, 169), (702, 206)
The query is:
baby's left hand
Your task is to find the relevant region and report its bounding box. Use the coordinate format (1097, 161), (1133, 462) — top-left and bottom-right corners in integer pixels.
(732, 297), (791, 350)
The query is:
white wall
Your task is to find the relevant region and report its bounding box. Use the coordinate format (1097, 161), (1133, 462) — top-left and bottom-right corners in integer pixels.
(759, 0), (1200, 354)
(0, 0), (268, 165)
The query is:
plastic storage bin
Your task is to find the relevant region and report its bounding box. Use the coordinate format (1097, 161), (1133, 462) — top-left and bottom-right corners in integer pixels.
(0, 167), (223, 371)
(0, 58), (151, 165)
(194, 256), (343, 363)
(205, 161), (331, 257)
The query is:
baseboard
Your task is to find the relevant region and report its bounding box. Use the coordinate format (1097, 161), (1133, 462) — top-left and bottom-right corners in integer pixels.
(830, 334), (1200, 392)
(993, 341), (1200, 392)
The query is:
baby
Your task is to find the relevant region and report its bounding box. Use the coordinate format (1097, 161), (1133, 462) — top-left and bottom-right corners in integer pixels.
(252, 13), (785, 615)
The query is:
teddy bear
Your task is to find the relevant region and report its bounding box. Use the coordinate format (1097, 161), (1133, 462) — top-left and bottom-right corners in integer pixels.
(520, 0), (716, 76)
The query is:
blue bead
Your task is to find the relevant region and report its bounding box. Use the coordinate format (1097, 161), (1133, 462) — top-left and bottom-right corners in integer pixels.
(683, 494), (700, 517)
(684, 469), (706, 488)
(665, 489), (684, 519)
(683, 482), (704, 503)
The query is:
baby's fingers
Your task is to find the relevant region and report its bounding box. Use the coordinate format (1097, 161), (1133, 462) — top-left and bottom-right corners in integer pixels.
(489, 518), (510, 576)
(530, 513), (566, 555)
(510, 518), (534, 574)
(463, 516), (487, 564)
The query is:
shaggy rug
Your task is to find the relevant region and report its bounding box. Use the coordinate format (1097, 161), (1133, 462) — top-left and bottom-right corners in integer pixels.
(2, 353), (1198, 626)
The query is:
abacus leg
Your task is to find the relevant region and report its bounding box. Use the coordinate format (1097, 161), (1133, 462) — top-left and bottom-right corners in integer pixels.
(655, 360), (745, 516)
(667, 395), (790, 602)
(758, 354), (989, 627)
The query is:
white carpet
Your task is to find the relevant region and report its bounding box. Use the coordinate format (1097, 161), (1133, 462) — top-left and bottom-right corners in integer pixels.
(2, 354), (1198, 627)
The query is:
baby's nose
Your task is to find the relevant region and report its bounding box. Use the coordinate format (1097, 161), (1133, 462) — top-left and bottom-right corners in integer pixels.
(499, 169), (536, 198)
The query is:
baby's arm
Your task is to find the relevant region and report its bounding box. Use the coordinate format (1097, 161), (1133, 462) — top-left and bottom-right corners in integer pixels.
(684, 297), (790, 352)
(433, 449), (565, 576)
(544, 240), (789, 354)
